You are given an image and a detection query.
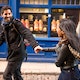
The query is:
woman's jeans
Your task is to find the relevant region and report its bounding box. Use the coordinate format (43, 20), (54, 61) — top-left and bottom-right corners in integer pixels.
(58, 66), (80, 80)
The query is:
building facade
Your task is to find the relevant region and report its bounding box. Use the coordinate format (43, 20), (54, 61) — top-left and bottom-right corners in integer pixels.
(0, 0), (80, 62)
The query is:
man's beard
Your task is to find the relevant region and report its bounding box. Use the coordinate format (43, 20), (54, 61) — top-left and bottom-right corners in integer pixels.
(4, 17), (12, 22)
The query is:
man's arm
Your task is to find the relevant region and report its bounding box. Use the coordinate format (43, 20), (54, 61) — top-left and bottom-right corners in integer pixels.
(0, 31), (5, 45)
(14, 19), (42, 53)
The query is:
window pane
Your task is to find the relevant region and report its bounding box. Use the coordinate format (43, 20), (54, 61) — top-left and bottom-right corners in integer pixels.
(39, 0), (43, 4)
(0, 0), (8, 4)
(43, 0), (48, 4)
(0, 0), (2, 3)
(3, 0), (8, 4)
(52, 0), (80, 5)
(53, 0), (56, 4)
(35, 0), (39, 4)
(20, 8), (48, 38)
(51, 9), (80, 37)
(30, 0), (35, 4)
(25, 0), (29, 4)
(62, 0), (67, 4)
(56, 0), (60, 4)
(76, 0), (79, 4)
(71, 0), (74, 4)
(20, 0), (25, 4)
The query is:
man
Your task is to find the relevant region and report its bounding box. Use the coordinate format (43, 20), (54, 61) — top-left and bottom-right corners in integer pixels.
(0, 5), (42, 80)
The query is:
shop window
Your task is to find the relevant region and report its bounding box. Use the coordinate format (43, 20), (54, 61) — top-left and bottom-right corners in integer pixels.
(34, 0), (39, 4)
(0, 0), (2, 3)
(43, 0), (48, 4)
(51, 9), (79, 37)
(20, 0), (24, 4)
(30, 0), (35, 4)
(0, 0), (8, 4)
(51, 9), (79, 24)
(39, 0), (43, 4)
(52, 0), (80, 5)
(25, 0), (30, 4)
(75, 0), (80, 5)
(19, 8), (48, 38)
(20, 0), (48, 5)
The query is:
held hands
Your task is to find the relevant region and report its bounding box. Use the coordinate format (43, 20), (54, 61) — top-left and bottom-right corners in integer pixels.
(34, 46), (56, 53)
(34, 46), (43, 53)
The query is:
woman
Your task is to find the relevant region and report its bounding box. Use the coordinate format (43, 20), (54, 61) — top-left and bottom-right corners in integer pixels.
(42, 19), (80, 80)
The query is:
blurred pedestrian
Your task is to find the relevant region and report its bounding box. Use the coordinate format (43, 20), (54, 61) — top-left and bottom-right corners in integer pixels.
(0, 5), (42, 80)
(76, 21), (80, 38)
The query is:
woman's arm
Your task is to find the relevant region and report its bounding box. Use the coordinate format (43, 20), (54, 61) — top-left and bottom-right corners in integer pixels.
(42, 47), (56, 52)
(55, 44), (69, 67)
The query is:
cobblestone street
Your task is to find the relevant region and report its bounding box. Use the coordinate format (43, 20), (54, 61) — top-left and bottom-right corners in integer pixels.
(0, 60), (60, 80)
(0, 73), (59, 80)
(0, 60), (80, 80)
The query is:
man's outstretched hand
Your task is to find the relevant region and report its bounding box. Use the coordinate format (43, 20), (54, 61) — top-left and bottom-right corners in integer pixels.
(34, 46), (43, 53)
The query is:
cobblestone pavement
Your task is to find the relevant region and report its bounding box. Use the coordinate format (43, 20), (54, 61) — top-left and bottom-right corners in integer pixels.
(0, 74), (59, 80)
(0, 60), (80, 80)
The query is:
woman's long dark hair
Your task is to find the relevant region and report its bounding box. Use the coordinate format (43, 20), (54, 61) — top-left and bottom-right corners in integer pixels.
(59, 18), (80, 52)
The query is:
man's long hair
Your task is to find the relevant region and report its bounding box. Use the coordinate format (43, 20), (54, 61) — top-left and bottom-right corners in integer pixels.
(59, 18), (80, 52)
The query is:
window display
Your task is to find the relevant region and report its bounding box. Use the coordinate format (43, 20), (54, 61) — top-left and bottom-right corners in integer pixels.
(25, 19), (30, 29)
(20, 8), (48, 37)
(51, 9), (79, 37)
(20, 8), (80, 37)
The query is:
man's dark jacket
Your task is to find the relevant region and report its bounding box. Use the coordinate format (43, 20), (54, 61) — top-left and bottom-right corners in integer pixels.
(0, 18), (38, 61)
